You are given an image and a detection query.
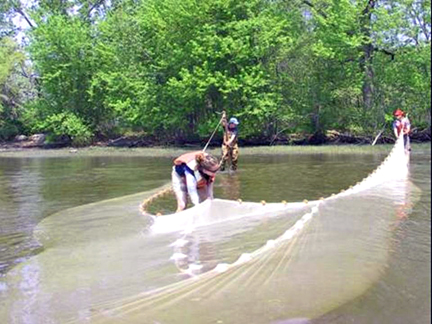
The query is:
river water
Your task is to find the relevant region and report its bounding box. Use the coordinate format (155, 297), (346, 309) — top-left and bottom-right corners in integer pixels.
(0, 144), (430, 323)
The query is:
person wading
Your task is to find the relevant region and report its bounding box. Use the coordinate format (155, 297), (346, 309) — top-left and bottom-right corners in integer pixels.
(392, 108), (411, 153)
(220, 111), (239, 171)
(172, 151), (220, 212)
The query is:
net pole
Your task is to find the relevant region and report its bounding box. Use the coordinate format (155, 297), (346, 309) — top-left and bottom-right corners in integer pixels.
(202, 116), (223, 152)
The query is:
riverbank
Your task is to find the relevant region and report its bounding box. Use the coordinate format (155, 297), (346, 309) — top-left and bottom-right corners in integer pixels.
(0, 141), (430, 159)
(0, 128), (430, 153)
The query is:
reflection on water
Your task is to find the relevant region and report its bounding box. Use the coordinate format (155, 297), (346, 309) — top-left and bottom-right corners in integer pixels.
(0, 156), (172, 274)
(217, 172), (241, 201)
(312, 149), (431, 324)
(0, 145), (430, 324)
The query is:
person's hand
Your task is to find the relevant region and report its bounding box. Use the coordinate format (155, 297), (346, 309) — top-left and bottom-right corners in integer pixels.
(221, 111), (227, 125)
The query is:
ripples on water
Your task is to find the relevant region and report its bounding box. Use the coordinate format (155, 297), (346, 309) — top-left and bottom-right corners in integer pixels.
(0, 144), (430, 323)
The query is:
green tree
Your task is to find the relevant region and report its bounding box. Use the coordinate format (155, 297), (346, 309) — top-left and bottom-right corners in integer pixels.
(26, 15), (96, 143)
(0, 37), (35, 139)
(5, 0), (430, 144)
(90, 0), (299, 140)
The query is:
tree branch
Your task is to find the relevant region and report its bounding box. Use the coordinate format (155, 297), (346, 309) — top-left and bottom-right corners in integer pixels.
(302, 0), (328, 19)
(376, 48), (395, 60)
(88, 0), (105, 17)
(14, 6), (34, 29)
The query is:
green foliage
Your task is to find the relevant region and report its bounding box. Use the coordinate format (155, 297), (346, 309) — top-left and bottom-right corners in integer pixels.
(0, 120), (20, 141)
(22, 99), (92, 145)
(1, 0), (430, 143)
(0, 1), (16, 38)
(86, 0), (289, 138)
(0, 37), (34, 140)
(28, 15), (106, 133)
(38, 112), (92, 146)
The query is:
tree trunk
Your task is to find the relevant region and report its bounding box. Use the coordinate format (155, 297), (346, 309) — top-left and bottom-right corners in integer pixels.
(360, 0), (376, 111)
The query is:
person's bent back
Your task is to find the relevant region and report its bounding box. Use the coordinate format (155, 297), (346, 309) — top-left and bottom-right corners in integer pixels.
(172, 151), (220, 212)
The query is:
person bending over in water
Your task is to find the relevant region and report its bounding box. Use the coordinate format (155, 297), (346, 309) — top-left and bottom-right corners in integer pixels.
(172, 151), (220, 212)
(392, 108), (411, 152)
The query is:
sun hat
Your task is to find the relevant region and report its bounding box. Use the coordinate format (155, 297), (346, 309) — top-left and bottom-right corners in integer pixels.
(196, 153), (220, 172)
(229, 117), (239, 125)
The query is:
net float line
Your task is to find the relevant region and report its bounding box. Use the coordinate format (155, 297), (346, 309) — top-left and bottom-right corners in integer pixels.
(140, 187), (174, 216)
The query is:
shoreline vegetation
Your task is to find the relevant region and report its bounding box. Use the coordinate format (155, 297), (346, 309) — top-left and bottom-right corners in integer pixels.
(1, 1), (430, 152)
(0, 129), (430, 158)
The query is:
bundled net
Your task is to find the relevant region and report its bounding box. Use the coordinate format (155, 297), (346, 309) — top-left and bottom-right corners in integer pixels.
(1, 137), (414, 324)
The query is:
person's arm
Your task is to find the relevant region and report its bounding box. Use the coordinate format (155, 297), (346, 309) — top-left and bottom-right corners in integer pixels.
(403, 119), (411, 135)
(225, 133), (236, 147)
(185, 172), (200, 205)
(392, 121), (399, 138)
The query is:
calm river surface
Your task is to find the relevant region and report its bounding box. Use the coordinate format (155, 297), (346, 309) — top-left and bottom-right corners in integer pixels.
(0, 144), (430, 323)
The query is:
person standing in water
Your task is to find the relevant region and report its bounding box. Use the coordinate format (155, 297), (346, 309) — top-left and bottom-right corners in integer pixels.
(220, 111), (239, 171)
(392, 108), (411, 152)
(172, 151), (220, 212)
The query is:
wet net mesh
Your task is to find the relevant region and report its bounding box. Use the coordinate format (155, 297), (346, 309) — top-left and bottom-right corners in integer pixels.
(1, 137), (415, 324)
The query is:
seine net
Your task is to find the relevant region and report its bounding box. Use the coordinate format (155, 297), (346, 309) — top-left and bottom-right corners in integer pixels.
(1, 136), (415, 324)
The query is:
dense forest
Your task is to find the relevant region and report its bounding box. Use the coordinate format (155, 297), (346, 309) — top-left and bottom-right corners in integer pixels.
(0, 0), (430, 146)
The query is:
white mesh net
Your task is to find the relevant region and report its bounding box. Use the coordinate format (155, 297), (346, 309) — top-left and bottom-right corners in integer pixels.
(1, 136), (414, 324)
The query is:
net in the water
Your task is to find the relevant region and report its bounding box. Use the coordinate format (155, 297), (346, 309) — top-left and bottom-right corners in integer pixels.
(0, 137), (414, 324)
